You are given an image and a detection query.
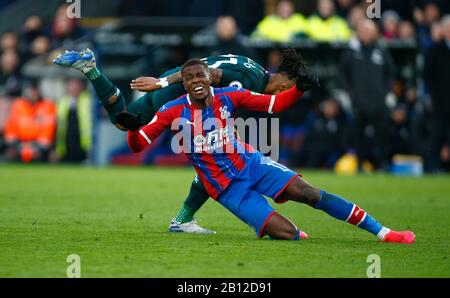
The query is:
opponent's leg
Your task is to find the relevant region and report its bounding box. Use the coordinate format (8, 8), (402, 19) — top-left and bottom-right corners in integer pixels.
(280, 177), (415, 244)
(53, 49), (130, 128)
(126, 92), (157, 124)
(168, 176), (216, 234)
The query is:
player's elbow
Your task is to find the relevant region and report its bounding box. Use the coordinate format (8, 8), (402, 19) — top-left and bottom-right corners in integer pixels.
(128, 143), (142, 153)
(271, 104), (284, 114)
(270, 89), (303, 113)
(271, 101), (293, 113)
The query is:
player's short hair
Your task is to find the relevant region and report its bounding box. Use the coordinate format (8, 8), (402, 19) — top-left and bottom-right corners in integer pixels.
(181, 59), (209, 73)
(278, 48), (308, 80)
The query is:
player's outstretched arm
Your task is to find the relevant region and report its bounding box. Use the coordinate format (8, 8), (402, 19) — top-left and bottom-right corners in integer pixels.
(126, 109), (172, 153)
(230, 73), (320, 114)
(130, 68), (223, 92)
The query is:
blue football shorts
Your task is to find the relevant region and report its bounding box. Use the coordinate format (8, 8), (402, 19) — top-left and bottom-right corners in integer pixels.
(217, 152), (300, 238)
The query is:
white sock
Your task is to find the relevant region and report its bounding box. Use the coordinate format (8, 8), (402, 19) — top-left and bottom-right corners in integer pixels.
(377, 227), (391, 240)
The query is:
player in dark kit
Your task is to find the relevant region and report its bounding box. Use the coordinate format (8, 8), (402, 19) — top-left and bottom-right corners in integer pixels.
(125, 59), (415, 243)
(53, 48), (307, 234)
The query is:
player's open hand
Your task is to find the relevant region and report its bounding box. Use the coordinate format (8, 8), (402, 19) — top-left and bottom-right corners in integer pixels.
(130, 77), (160, 92)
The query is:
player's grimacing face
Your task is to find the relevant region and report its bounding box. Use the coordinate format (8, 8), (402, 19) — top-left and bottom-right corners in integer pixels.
(182, 64), (212, 101)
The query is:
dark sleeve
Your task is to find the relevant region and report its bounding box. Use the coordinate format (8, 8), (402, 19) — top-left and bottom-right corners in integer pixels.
(383, 49), (396, 89)
(339, 49), (352, 91)
(423, 47), (436, 93)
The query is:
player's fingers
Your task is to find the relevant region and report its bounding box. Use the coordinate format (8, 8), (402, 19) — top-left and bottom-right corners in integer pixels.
(130, 83), (141, 90)
(130, 84), (147, 91)
(130, 82), (144, 89)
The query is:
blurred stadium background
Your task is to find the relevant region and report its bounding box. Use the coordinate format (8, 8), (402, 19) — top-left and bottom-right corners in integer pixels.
(0, 0), (449, 174)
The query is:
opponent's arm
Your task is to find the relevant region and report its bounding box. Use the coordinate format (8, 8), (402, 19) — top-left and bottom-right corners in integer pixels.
(130, 68), (223, 92)
(230, 74), (320, 113)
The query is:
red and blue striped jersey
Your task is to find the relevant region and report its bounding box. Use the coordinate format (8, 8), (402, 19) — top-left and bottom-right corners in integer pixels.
(128, 86), (304, 199)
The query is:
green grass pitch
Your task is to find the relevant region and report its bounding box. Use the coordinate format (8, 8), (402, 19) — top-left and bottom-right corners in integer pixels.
(0, 164), (449, 277)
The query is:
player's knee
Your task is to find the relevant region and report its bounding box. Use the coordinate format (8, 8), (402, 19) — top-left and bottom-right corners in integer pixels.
(284, 226), (298, 240)
(269, 225), (298, 240)
(281, 229), (298, 240)
(114, 123), (128, 131)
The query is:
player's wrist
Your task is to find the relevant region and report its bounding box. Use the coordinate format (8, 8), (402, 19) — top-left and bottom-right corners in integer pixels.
(155, 77), (169, 88)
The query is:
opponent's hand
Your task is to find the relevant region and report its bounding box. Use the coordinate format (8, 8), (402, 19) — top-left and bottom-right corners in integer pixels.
(130, 77), (160, 92)
(296, 73), (320, 92)
(115, 111), (142, 132)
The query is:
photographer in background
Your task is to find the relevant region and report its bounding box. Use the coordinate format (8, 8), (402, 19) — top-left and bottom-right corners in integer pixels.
(53, 78), (92, 164)
(3, 80), (56, 163)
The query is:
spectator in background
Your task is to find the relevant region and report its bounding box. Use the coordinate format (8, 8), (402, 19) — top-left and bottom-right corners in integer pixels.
(430, 21), (443, 43)
(54, 78), (92, 163)
(380, 0), (415, 21)
(298, 98), (350, 168)
(29, 36), (51, 59)
(307, 0), (352, 42)
(0, 46), (21, 157)
(0, 49), (22, 97)
(1, 31), (19, 52)
(265, 49), (283, 74)
(388, 103), (411, 158)
(252, 0), (308, 42)
(340, 19), (396, 170)
(48, 4), (87, 49)
(3, 80), (56, 163)
(21, 16), (44, 50)
(21, 16), (47, 61)
(424, 2), (442, 23)
(347, 5), (366, 31)
(398, 21), (417, 42)
(335, 0), (356, 18)
(382, 10), (400, 41)
(398, 85), (423, 158)
(414, 1), (442, 50)
(209, 16), (256, 59)
(424, 15), (450, 172)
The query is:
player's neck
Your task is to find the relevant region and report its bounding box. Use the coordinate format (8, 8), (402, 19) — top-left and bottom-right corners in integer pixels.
(191, 94), (213, 109)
